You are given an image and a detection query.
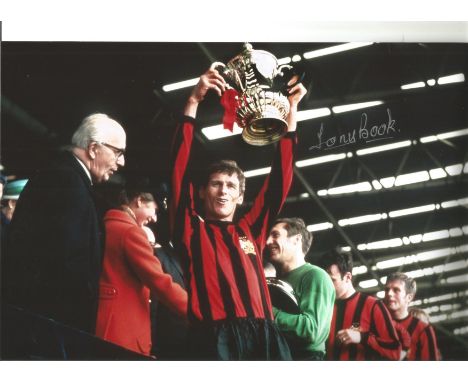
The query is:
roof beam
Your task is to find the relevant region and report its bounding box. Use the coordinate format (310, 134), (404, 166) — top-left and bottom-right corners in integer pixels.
(293, 166), (384, 286)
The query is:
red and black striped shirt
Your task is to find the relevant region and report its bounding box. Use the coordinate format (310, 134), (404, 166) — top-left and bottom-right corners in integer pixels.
(327, 292), (401, 360)
(393, 320), (412, 358)
(170, 117), (296, 322)
(395, 315), (440, 360)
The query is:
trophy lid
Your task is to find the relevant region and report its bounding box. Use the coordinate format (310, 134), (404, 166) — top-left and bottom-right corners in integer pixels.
(242, 42), (253, 51)
(240, 43), (279, 81)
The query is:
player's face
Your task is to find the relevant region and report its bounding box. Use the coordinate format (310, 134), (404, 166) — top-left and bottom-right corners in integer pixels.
(200, 172), (243, 222)
(266, 223), (298, 265)
(384, 280), (413, 316)
(327, 264), (351, 300)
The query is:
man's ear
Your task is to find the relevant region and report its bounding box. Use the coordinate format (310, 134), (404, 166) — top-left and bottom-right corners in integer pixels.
(406, 293), (415, 304)
(344, 272), (353, 282)
(236, 193), (244, 205)
(199, 187), (205, 200)
(88, 142), (98, 159)
(293, 233), (302, 246)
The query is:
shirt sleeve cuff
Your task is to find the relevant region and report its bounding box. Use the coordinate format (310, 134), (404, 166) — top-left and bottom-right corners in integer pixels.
(174, 112), (197, 126)
(181, 115), (197, 125)
(285, 131), (297, 139)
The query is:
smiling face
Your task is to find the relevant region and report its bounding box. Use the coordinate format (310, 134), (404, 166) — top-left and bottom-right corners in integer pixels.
(199, 171), (243, 222)
(134, 200), (157, 227)
(266, 223), (298, 267)
(384, 279), (413, 318)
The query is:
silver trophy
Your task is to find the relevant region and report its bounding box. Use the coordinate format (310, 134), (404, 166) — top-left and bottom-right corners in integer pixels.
(212, 43), (297, 146)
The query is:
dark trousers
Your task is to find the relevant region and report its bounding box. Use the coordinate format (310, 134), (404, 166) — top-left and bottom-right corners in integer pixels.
(188, 317), (292, 361)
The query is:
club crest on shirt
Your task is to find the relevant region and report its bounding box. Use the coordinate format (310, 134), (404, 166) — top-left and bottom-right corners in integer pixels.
(239, 236), (256, 255)
(350, 322), (361, 331)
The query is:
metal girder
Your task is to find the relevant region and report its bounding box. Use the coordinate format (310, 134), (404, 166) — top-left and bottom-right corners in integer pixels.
(293, 166), (384, 285)
(2, 96), (54, 139)
(197, 43), (218, 65)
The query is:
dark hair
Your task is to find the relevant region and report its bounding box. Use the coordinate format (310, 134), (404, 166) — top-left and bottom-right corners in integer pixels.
(273, 217), (313, 254)
(319, 251), (353, 277)
(120, 190), (155, 205)
(202, 160), (246, 195)
(386, 272), (417, 296)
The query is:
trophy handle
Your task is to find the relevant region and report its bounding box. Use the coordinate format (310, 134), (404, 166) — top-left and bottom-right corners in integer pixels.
(210, 61), (238, 91)
(210, 61), (226, 73)
(277, 65), (305, 94)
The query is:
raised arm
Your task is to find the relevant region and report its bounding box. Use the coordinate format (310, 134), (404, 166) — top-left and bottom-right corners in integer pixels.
(241, 81), (307, 249)
(285, 77), (306, 133)
(183, 68), (226, 118)
(169, 69), (227, 237)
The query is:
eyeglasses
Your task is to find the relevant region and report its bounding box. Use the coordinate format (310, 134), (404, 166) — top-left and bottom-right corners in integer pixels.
(95, 141), (126, 159)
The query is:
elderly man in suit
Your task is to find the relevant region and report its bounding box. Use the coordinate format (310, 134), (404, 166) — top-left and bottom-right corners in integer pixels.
(4, 113), (126, 334)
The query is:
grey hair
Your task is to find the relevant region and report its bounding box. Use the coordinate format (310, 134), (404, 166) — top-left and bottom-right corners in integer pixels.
(71, 113), (123, 149)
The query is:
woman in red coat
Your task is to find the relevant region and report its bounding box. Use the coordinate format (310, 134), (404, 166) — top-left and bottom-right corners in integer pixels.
(95, 191), (187, 356)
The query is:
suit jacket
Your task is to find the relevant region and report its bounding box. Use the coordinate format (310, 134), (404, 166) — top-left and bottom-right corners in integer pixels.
(95, 209), (187, 356)
(3, 152), (102, 333)
(150, 244), (189, 359)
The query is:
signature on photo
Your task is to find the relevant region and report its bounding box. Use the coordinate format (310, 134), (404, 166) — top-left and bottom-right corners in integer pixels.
(309, 108), (399, 151)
